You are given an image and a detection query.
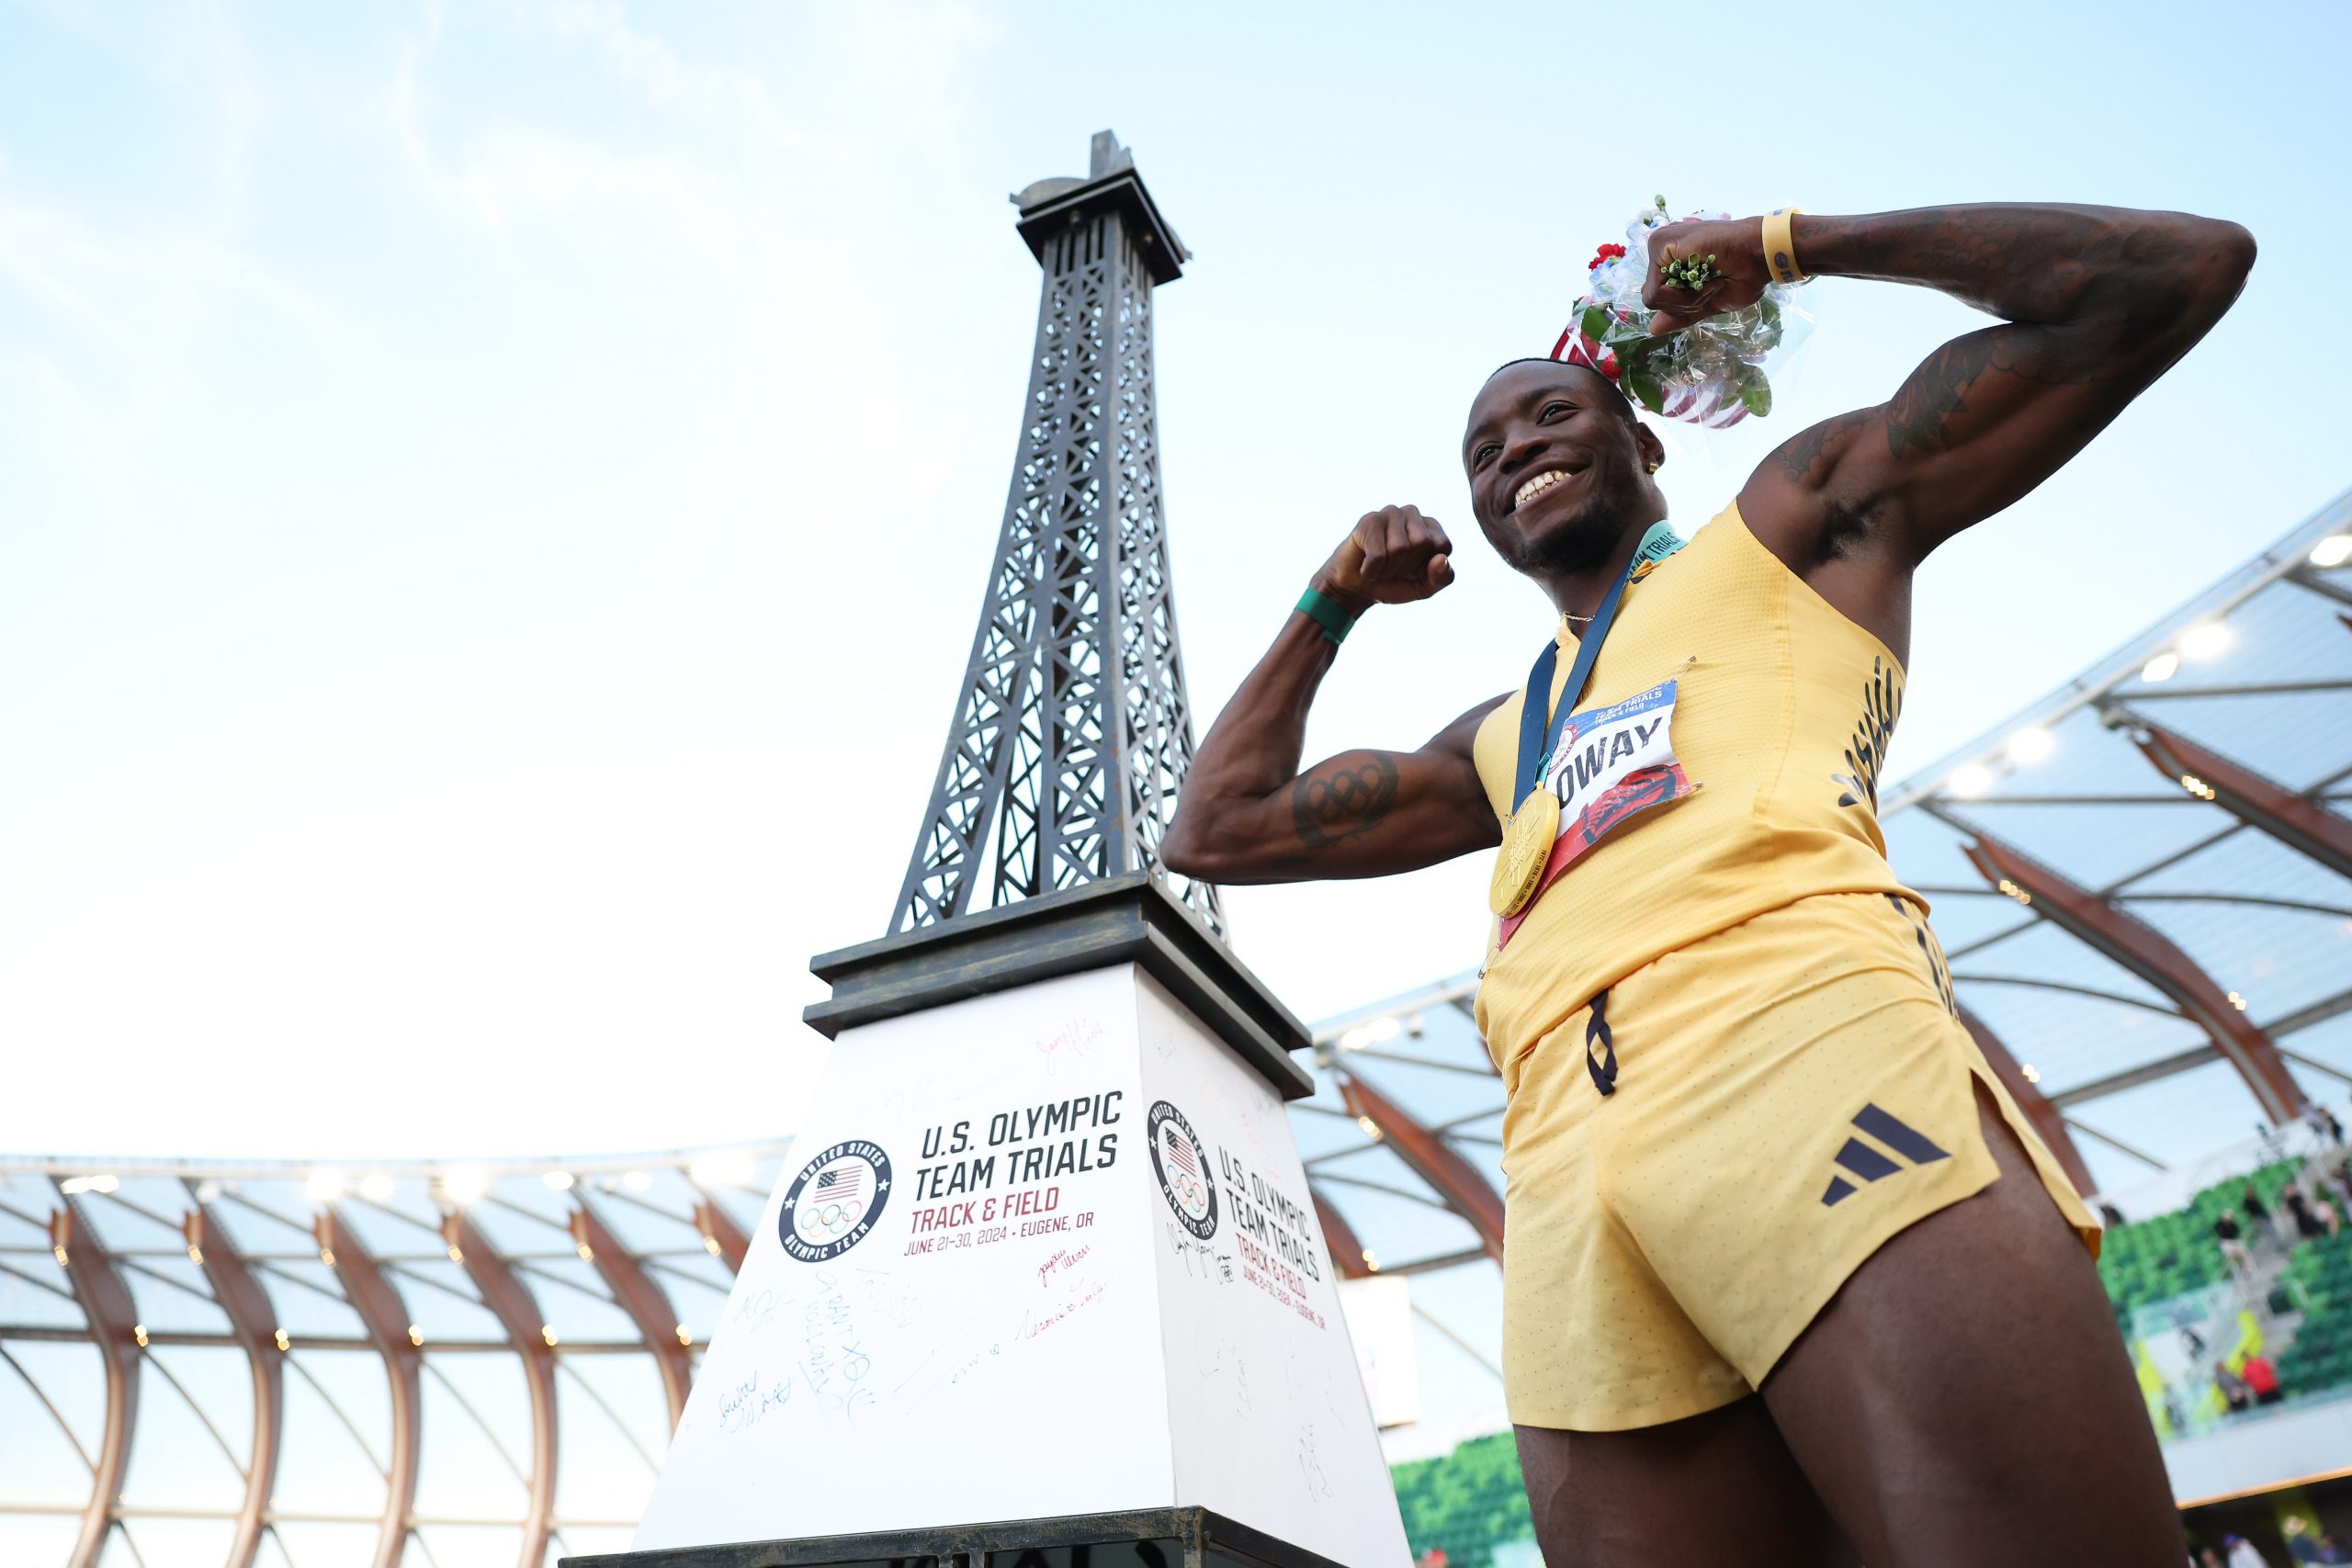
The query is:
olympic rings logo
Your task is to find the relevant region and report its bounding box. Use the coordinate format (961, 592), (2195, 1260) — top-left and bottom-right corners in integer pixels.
(796, 1198), (866, 1240)
(777, 1140), (893, 1264)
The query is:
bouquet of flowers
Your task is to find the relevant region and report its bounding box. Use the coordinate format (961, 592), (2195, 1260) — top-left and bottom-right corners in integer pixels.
(1553, 197), (1814, 428)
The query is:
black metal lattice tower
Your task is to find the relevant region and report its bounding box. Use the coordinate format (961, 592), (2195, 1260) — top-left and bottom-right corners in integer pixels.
(891, 132), (1224, 937)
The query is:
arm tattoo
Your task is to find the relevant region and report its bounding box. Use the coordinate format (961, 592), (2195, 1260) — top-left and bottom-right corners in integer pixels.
(1292, 754), (1400, 848)
(1881, 322), (2109, 459)
(1773, 409), (1871, 487)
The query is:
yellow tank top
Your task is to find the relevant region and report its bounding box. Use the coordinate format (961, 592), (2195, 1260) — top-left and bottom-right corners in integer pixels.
(1471, 502), (1917, 1062)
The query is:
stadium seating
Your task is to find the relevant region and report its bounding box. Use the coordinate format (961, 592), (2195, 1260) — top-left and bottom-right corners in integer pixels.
(2280, 1228), (2352, 1396)
(2095, 1160), (2299, 1317)
(1388, 1432), (1534, 1568)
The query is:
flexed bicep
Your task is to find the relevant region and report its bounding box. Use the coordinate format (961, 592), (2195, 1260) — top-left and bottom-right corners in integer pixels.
(1736, 205), (2254, 571)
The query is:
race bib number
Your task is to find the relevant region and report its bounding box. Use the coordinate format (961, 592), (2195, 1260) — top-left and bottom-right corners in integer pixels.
(1496, 679), (1695, 949)
(1544, 679), (1690, 847)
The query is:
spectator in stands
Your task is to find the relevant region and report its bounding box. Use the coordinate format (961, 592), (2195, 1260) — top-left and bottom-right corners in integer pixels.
(2226, 1534), (2270, 1568)
(2216, 1210), (2255, 1281)
(2214, 1359), (2252, 1414)
(2242, 1351), (2283, 1405)
(2195, 1545), (2225, 1568)
(2319, 1104), (2346, 1146)
(2246, 1183), (2289, 1251)
(2283, 1517), (2327, 1564)
(2284, 1185), (2324, 1241)
(2312, 1189), (2343, 1239)
(2100, 1199), (2128, 1228)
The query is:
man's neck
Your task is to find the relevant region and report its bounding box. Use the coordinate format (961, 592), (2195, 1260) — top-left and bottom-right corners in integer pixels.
(1541, 514), (1656, 622)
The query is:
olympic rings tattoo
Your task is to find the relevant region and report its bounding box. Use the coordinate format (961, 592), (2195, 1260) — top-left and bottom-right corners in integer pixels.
(1292, 754), (1400, 848)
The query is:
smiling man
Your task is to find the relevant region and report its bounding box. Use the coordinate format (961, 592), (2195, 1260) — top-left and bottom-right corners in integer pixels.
(1162, 204), (2255, 1567)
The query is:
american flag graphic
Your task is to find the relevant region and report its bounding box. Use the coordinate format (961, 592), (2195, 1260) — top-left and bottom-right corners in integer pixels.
(1166, 1134), (1196, 1177)
(810, 1163), (865, 1204)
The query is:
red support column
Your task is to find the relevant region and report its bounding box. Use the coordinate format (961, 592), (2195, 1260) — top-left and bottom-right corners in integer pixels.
(1955, 1007), (2099, 1197)
(694, 1197), (750, 1273)
(571, 1203), (695, 1429)
(1962, 832), (2306, 1122)
(50, 1194), (140, 1568)
(2131, 719), (2352, 881)
(1309, 1190), (1374, 1280)
(443, 1213), (558, 1568)
(315, 1212), (420, 1568)
(185, 1203), (285, 1568)
(1337, 1074), (1506, 1260)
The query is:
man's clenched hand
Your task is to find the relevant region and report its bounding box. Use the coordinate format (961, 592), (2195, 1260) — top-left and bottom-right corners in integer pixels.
(1642, 216), (1771, 336)
(1311, 504), (1455, 614)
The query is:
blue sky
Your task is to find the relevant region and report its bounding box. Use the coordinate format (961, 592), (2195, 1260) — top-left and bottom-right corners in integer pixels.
(3, 0), (2346, 1156)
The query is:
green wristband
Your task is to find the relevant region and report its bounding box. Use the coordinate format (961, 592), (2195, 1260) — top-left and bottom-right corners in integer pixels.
(1295, 587), (1362, 646)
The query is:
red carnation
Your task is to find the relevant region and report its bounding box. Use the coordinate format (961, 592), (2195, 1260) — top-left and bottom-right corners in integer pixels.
(1588, 242), (1628, 271)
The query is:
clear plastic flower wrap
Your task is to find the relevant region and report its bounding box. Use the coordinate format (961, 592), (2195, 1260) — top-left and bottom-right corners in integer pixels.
(1553, 197), (1815, 428)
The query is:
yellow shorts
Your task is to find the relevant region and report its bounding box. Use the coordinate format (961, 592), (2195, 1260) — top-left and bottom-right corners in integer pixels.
(1496, 890), (2100, 1432)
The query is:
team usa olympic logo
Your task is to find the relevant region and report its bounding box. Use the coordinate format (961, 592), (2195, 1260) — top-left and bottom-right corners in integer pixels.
(777, 1139), (892, 1263)
(1148, 1100), (1217, 1240)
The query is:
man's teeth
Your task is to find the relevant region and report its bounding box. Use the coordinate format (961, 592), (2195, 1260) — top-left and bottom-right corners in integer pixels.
(1514, 468), (1572, 509)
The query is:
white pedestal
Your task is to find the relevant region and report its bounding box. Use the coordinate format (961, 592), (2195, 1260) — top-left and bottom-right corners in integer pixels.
(624, 884), (1408, 1568)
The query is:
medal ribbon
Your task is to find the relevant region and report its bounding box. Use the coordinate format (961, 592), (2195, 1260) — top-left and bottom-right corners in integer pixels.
(1512, 521), (1686, 810)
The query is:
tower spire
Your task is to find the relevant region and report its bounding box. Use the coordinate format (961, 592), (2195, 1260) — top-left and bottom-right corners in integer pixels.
(890, 132), (1223, 935)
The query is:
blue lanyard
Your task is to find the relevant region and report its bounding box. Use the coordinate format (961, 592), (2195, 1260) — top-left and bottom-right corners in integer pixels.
(1512, 522), (1685, 811)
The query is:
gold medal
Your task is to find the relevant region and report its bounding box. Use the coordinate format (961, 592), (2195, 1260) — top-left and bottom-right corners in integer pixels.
(1488, 789), (1561, 919)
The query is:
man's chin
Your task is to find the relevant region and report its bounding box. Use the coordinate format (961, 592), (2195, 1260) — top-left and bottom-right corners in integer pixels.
(1513, 502), (1623, 575)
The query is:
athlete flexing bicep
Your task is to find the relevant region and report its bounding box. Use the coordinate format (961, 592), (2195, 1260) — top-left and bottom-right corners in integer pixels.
(1171, 201), (2256, 1568)
(1161, 503), (1503, 884)
(1658, 205), (2256, 661)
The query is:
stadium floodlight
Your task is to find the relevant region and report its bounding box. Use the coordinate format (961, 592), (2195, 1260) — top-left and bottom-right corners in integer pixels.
(2311, 534), (2352, 568)
(1366, 1016), (1400, 1043)
(623, 1170), (653, 1190)
(1949, 763), (1995, 798)
(59, 1174), (119, 1196)
(305, 1168), (347, 1203)
(440, 1166), (491, 1205)
(2180, 621), (2231, 660)
(358, 1174), (396, 1201)
(543, 1170), (575, 1191)
(2140, 650), (2180, 682)
(2005, 727), (2054, 765)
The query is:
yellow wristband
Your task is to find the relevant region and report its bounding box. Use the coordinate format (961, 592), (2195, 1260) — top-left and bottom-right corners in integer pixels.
(1762, 206), (1805, 285)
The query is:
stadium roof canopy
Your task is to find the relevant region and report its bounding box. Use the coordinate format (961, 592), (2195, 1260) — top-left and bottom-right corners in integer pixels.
(1286, 486), (2352, 1437)
(0, 1145), (786, 1568)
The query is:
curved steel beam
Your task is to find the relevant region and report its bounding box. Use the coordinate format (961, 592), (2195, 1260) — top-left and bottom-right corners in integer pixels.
(184, 1201), (284, 1568)
(50, 1191), (140, 1568)
(693, 1197), (750, 1273)
(2129, 718), (2352, 881)
(1308, 1189), (1374, 1280)
(1947, 973), (2182, 1017)
(1962, 833), (2305, 1122)
(315, 1210), (419, 1568)
(1336, 1073), (1505, 1259)
(444, 1211), (557, 1568)
(1955, 1007), (2098, 1197)
(571, 1201), (694, 1428)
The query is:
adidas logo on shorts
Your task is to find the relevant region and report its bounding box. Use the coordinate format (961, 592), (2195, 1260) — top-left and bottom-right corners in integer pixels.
(1819, 1103), (1951, 1207)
